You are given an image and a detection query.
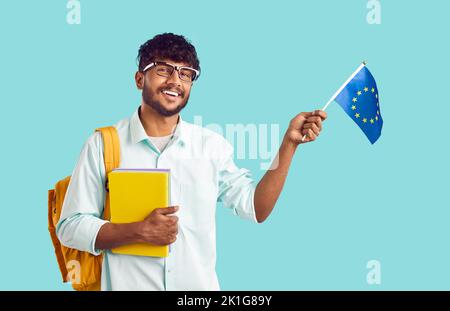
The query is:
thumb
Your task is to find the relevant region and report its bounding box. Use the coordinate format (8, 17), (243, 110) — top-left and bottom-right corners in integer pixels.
(156, 205), (179, 216)
(291, 111), (313, 129)
(298, 111), (313, 118)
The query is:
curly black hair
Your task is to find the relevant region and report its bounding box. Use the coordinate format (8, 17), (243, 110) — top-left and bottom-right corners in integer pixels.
(137, 33), (200, 73)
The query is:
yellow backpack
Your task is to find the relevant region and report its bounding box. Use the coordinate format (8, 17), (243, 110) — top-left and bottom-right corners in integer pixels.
(47, 126), (120, 291)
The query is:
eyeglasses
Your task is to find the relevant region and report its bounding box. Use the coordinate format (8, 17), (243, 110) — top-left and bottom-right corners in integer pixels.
(143, 61), (200, 82)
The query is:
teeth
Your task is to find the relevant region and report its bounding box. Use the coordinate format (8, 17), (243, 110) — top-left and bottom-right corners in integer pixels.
(163, 90), (179, 97)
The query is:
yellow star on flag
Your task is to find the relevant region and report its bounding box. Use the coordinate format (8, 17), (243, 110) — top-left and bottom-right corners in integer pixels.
(352, 97), (357, 103)
(357, 91), (362, 96)
(351, 105), (357, 110)
(370, 119), (374, 124)
(355, 113), (360, 118)
(364, 87), (369, 92)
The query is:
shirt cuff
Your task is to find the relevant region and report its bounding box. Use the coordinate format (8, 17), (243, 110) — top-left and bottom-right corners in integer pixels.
(248, 187), (258, 224)
(90, 219), (110, 256)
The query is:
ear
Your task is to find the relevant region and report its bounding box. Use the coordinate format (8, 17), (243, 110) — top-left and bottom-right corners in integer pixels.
(135, 71), (144, 90)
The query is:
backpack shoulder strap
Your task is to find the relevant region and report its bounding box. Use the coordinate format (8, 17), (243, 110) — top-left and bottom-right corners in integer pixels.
(96, 126), (120, 174)
(95, 126), (120, 221)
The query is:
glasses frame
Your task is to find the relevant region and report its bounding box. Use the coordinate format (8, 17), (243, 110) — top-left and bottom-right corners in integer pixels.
(142, 61), (200, 82)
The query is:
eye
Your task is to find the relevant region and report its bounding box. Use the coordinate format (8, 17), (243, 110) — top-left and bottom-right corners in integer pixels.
(155, 64), (173, 76)
(157, 67), (171, 74)
(180, 69), (195, 81)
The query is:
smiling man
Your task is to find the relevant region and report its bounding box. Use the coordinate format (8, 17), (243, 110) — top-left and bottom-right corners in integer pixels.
(57, 33), (327, 291)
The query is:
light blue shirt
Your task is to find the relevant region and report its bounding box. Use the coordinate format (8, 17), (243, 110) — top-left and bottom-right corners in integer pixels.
(56, 108), (258, 291)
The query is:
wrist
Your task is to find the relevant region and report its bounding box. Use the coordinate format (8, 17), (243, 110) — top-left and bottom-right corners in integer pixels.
(282, 132), (299, 150)
(127, 221), (145, 244)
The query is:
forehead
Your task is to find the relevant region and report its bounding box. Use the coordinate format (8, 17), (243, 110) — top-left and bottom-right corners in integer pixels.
(156, 58), (191, 67)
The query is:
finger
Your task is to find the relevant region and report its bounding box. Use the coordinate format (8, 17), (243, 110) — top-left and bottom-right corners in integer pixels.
(167, 225), (178, 234)
(156, 205), (179, 215)
(303, 122), (312, 129)
(290, 112), (313, 129)
(298, 111), (314, 119)
(309, 129), (317, 140)
(303, 121), (322, 132)
(302, 129), (316, 141)
(313, 110), (327, 120)
(302, 122), (319, 130)
(306, 116), (322, 131)
(301, 130), (311, 143)
(167, 215), (179, 224)
(303, 123), (320, 135)
(306, 116), (323, 124)
(169, 234), (177, 243)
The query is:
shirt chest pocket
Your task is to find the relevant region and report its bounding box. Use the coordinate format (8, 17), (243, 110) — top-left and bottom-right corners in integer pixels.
(178, 182), (217, 230)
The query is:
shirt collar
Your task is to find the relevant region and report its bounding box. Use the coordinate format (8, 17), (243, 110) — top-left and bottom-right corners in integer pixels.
(130, 107), (187, 146)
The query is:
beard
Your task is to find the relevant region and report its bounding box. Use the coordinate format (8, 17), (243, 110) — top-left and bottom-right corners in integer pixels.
(142, 85), (189, 117)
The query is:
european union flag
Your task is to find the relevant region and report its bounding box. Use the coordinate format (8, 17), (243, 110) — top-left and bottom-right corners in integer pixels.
(334, 66), (383, 144)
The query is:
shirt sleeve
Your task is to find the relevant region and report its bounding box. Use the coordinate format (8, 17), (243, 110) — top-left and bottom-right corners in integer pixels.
(217, 139), (258, 223)
(56, 132), (110, 256)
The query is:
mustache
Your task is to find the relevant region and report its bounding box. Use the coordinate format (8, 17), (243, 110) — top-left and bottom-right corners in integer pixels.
(159, 85), (184, 97)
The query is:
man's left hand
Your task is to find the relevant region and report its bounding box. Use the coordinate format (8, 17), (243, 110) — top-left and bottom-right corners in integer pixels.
(285, 110), (328, 145)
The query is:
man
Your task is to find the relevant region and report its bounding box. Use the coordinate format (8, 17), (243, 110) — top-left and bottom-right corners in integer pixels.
(57, 33), (327, 290)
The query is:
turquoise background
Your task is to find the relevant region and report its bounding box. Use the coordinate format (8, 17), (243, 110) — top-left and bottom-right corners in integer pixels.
(1, 0), (449, 290)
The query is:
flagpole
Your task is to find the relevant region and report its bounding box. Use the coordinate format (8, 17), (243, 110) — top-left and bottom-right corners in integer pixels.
(301, 61), (367, 142)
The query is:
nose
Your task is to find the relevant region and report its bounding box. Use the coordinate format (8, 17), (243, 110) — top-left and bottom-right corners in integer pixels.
(165, 69), (182, 86)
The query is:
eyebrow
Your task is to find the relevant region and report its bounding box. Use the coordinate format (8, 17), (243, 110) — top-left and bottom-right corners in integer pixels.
(156, 60), (193, 68)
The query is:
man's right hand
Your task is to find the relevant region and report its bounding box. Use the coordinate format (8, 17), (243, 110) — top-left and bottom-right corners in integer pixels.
(95, 206), (179, 251)
(137, 206), (179, 246)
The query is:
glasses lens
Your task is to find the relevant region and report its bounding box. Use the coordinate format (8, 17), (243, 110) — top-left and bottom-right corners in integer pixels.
(155, 64), (174, 77)
(179, 68), (197, 82)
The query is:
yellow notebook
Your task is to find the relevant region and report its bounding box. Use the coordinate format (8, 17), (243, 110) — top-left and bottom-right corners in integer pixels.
(108, 168), (170, 257)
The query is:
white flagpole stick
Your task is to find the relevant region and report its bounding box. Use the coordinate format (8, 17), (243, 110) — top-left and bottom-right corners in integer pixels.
(301, 61), (367, 142)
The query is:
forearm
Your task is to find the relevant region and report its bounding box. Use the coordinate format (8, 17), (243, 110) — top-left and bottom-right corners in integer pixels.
(254, 135), (298, 223)
(95, 222), (143, 251)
